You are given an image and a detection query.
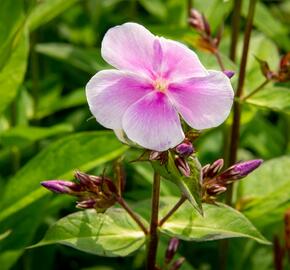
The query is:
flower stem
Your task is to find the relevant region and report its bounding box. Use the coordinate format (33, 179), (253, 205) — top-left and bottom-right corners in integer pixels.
(147, 172), (161, 270)
(116, 196), (148, 235)
(214, 51), (225, 71)
(227, 0), (257, 205)
(159, 195), (186, 227)
(242, 79), (269, 101)
(229, 0), (243, 62)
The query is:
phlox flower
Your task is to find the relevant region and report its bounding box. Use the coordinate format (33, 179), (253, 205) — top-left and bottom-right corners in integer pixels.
(86, 23), (234, 151)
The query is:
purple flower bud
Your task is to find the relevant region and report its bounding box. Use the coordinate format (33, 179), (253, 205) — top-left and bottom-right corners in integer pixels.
(165, 238), (180, 264)
(220, 159), (263, 182)
(175, 140), (194, 158)
(75, 171), (102, 189)
(202, 159), (224, 179)
(76, 199), (96, 209)
(41, 180), (82, 194)
(223, 70), (235, 79)
(189, 9), (205, 32)
(175, 157), (190, 177)
(206, 184), (227, 196)
(170, 257), (185, 270)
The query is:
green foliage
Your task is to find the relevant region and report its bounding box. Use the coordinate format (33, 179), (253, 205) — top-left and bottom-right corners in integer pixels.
(0, 132), (127, 267)
(30, 208), (147, 256)
(239, 156), (290, 228)
(0, 29), (29, 114)
(245, 86), (290, 115)
(152, 153), (203, 215)
(158, 198), (269, 245)
(0, 0), (289, 269)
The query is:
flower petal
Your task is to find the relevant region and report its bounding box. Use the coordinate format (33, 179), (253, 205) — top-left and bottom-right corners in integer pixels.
(86, 70), (153, 129)
(168, 71), (234, 130)
(122, 91), (184, 151)
(159, 37), (208, 80)
(101, 23), (156, 77)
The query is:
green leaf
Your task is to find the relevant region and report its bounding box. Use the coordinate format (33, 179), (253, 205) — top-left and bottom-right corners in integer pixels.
(30, 208), (146, 256)
(242, 1), (290, 51)
(152, 153), (203, 215)
(28, 0), (78, 31)
(36, 43), (107, 74)
(155, 197), (269, 245)
(0, 0), (25, 69)
(0, 131), (128, 267)
(0, 124), (73, 147)
(242, 34), (279, 91)
(36, 88), (86, 119)
(0, 131), (128, 221)
(139, 0), (167, 20)
(244, 86), (290, 115)
(238, 156), (290, 227)
(194, 0), (233, 32)
(0, 29), (29, 114)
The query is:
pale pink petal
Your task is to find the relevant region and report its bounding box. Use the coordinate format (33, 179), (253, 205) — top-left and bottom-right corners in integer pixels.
(122, 92), (184, 151)
(167, 71), (234, 130)
(101, 23), (156, 77)
(86, 70), (153, 129)
(159, 37), (208, 80)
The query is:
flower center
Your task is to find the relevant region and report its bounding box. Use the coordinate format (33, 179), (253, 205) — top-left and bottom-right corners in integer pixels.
(154, 78), (168, 92)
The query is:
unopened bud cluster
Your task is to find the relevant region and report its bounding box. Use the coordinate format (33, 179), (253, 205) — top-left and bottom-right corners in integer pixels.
(256, 53), (290, 83)
(174, 139), (194, 177)
(202, 159), (263, 202)
(41, 171), (118, 212)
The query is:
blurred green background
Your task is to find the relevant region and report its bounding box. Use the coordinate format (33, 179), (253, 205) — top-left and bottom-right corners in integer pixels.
(0, 0), (289, 269)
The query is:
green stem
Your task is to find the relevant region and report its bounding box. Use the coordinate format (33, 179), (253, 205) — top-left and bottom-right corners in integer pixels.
(229, 0), (243, 62)
(159, 195), (186, 227)
(242, 79), (269, 101)
(227, 0), (257, 205)
(116, 196), (148, 235)
(147, 172), (161, 270)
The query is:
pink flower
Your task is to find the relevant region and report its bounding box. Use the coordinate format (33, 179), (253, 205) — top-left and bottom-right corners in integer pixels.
(86, 23), (234, 151)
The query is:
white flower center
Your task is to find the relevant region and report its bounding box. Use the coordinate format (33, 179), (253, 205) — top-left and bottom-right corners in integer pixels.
(154, 78), (168, 92)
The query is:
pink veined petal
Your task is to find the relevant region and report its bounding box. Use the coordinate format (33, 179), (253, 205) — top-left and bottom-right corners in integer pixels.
(101, 22), (156, 77)
(86, 70), (153, 129)
(159, 37), (208, 80)
(167, 71), (234, 130)
(122, 91), (185, 151)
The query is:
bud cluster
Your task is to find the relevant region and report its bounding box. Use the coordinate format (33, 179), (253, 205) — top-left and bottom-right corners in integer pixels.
(256, 53), (290, 83)
(41, 171), (118, 212)
(149, 138), (196, 178)
(188, 9), (222, 54)
(173, 139), (194, 177)
(202, 159), (263, 202)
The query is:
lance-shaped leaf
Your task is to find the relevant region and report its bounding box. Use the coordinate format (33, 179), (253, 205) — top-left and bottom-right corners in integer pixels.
(151, 197), (269, 245)
(244, 86), (290, 115)
(29, 208), (147, 257)
(152, 153), (203, 215)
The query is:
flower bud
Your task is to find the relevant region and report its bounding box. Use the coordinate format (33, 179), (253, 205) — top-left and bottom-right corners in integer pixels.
(75, 171), (101, 189)
(175, 157), (190, 177)
(223, 70), (235, 79)
(41, 180), (82, 194)
(219, 159), (263, 183)
(202, 159), (224, 179)
(170, 257), (185, 270)
(165, 238), (180, 264)
(175, 140), (194, 158)
(206, 184), (227, 196)
(189, 9), (205, 32)
(76, 199), (96, 209)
